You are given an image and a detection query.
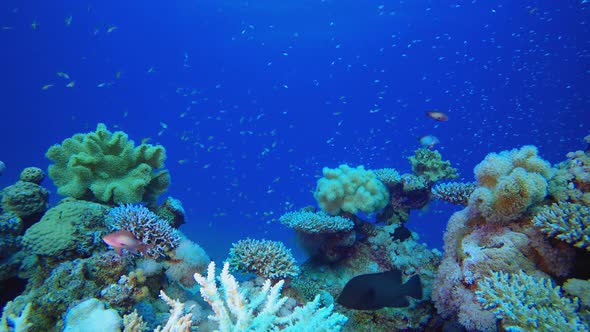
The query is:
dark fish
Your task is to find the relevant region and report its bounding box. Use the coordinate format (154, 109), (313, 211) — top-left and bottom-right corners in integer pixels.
(390, 225), (412, 241)
(337, 270), (422, 310)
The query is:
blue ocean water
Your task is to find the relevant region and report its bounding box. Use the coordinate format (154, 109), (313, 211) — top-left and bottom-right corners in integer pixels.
(0, 0), (588, 266)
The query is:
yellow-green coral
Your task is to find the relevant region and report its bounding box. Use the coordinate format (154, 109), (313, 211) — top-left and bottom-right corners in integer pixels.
(532, 202), (590, 251)
(476, 270), (587, 332)
(46, 123), (170, 204)
(408, 148), (458, 184)
(314, 164), (389, 215)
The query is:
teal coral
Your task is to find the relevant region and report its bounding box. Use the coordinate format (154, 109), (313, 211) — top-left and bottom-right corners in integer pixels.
(476, 270), (587, 332)
(408, 148), (458, 184)
(46, 123), (170, 204)
(532, 202), (590, 251)
(314, 164), (389, 215)
(373, 168), (402, 185)
(1, 181), (48, 218)
(227, 238), (299, 279)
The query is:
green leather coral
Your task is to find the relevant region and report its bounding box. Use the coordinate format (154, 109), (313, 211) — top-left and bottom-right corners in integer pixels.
(46, 123), (170, 204)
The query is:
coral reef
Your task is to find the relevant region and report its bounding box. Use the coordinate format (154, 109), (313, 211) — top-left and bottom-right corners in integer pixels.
(314, 164), (389, 215)
(227, 238), (299, 280)
(105, 204), (181, 258)
(549, 146), (590, 205)
(431, 182), (476, 206)
(476, 270), (587, 331)
(46, 123), (170, 204)
(153, 197), (185, 228)
(63, 298), (122, 332)
(163, 237), (210, 288)
(408, 148), (458, 184)
(532, 201), (590, 251)
(194, 261), (348, 331)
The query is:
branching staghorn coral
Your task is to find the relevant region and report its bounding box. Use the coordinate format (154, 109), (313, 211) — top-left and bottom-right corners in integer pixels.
(532, 201), (590, 251)
(227, 238), (299, 279)
(476, 270), (587, 332)
(193, 262), (348, 331)
(154, 290), (194, 332)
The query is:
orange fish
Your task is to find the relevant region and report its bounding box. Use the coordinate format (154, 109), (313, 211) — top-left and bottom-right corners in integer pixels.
(102, 229), (149, 255)
(425, 111), (449, 121)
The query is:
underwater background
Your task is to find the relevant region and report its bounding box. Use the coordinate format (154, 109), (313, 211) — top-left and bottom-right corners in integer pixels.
(1, 0), (589, 331)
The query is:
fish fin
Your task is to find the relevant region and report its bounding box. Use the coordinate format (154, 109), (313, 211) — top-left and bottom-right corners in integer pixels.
(114, 247), (122, 255)
(389, 297), (409, 308)
(403, 275), (422, 300)
(138, 243), (150, 256)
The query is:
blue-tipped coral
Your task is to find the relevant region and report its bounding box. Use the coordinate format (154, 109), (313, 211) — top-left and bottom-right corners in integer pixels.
(431, 182), (476, 206)
(105, 204), (181, 258)
(532, 201), (590, 251)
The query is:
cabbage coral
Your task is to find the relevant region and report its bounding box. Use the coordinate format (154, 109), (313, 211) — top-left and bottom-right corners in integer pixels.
(469, 146), (552, 223)
(46, 123), (170, 204)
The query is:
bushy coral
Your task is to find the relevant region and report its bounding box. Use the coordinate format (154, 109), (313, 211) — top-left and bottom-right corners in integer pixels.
(314, 164), (389, 215)
(227, 238), (299, 279)
(105, 204), (181, 258)
(469, 145), (552, 223)
(408, 148), (458, 184)
(431, 182), (476, 206)
(476, 270), (587, 332)
(549, 147), (590, 205)
(46, 123), (170, 204)
(63, 298), (122, 332)
(279, 209), (354, 234)
(532, 201), (590, 251)
(193, 262), (348, 331)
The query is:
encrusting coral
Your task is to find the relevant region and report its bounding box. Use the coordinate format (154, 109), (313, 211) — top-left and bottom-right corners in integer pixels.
(227, 238), (299, 280)
(46, 123), (170, 204)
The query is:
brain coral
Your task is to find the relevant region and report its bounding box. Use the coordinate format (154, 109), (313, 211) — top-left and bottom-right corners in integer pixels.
(314, 164), (389, 215)
(46, 123), (170, 204)
(22, 199), (108, 259)
(1, 181), (49, 218)
(227, 238), (299, 279)
(469, 146), (552, 223)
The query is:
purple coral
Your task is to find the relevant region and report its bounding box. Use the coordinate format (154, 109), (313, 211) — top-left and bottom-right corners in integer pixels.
(106, 204), (180, 258)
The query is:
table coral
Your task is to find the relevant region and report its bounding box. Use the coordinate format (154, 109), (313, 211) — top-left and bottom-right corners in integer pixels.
(46, 123), (170, 204)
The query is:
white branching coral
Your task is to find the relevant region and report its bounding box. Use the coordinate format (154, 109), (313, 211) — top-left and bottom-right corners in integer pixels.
(193, 262), (348, 331)
(154, 290), (194, 332)
(0, 302), (32, 332)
